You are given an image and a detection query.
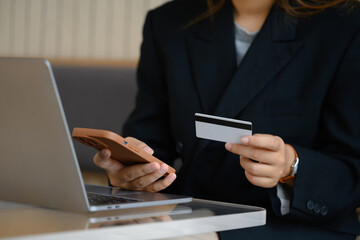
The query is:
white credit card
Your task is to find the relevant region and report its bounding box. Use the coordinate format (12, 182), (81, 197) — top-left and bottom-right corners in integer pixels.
(195, 113), (252, 144)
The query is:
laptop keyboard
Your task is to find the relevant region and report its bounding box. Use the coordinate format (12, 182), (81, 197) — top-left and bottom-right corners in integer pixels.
(87, 192), (142, 206)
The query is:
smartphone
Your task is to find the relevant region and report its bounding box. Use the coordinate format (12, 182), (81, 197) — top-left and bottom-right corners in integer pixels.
(72, 128), (175, 174)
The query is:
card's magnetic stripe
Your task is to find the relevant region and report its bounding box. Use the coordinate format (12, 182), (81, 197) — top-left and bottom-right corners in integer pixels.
(195, 115), (252, 130)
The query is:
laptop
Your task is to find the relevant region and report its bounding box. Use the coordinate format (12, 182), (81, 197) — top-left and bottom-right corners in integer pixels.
(0, 57), (192, 212)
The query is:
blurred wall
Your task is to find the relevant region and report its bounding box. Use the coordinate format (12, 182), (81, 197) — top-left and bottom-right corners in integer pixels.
(0, 0), (168, 60)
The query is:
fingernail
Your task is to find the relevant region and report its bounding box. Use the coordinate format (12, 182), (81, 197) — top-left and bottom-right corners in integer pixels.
(143, 146), (154, 154)
(167, 173), (176, 182)
(100, 149), (109, 158)
(225, 143), (232, 150)
(241, 137), (249, 145)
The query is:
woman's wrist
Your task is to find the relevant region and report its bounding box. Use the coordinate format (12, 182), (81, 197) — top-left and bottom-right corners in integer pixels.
(279, 144), (298, 186)
(283, 144), (296, 176)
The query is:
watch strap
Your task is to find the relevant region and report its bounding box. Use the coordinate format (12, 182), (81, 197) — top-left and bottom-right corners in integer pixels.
(279, 144), (299, 184)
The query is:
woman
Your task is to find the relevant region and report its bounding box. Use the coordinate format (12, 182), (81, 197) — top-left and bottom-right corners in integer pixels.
(94, 0), (360, 238)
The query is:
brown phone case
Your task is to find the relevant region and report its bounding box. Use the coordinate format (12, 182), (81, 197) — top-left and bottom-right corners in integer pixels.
(72, 128), (175, 174)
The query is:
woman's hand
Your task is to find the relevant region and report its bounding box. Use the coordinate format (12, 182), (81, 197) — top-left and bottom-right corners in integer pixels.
(93, 137), (176, 192)
(225, 134), (295, 188)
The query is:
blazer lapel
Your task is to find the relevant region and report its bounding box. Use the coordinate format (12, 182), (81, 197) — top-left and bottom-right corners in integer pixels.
(214, 7), (303, 119)
(189, 6), (303, 164)
(186, 1), (237, 114)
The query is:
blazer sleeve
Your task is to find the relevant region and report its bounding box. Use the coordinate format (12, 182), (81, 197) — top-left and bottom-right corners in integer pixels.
(122, 12), (177, 163)
(271, 26), (360, 230)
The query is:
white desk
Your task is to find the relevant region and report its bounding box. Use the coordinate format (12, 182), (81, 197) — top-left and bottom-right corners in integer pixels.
(0, 199), (266, 240)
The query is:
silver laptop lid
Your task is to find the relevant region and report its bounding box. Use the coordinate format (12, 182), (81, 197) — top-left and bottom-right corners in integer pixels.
(0, 58), (90, 212)
(0, 58), (193, 213)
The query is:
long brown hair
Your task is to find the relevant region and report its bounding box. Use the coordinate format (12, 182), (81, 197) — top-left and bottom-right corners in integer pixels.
(189, 0), (356, 26)
(277, 0), (355, 16)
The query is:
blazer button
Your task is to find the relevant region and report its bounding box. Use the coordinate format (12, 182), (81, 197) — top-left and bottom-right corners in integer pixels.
(314, 203), (321, 214)
(307, 200), (315, 211)
(176, 141), (183, 154)
(320, 205), (328, 216)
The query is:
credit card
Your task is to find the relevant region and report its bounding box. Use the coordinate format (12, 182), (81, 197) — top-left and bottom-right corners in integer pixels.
(195, 113), (252, 144)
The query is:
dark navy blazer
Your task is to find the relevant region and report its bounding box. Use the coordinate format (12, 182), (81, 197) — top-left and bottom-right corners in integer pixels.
(123, 0), (360, 238)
